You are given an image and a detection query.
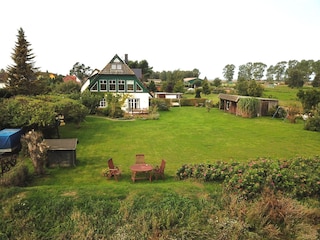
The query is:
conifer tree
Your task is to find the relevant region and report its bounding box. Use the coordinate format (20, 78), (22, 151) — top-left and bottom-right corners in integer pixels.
(7, 27), (39, 95)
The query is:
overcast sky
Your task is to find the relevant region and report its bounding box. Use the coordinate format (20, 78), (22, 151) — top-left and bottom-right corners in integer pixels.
(1, 0), (320, 80)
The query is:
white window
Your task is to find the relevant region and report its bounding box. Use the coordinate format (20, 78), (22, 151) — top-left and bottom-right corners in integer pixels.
(109, 80), (116, 91)
(118, 80), (125, 91)
(100, 80), (107, 91)
(128, 98), (140, 111)
(127, 80), (134, 91)
(99, 98), (106, 108)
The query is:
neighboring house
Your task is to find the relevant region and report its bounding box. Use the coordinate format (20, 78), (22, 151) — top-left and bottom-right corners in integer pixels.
(84, 54), (152, 113)
(154, 92), (183, 106)
(63, 75), (81, 84)
(183, 77), (203, 88)
(218, 93), (279, 117)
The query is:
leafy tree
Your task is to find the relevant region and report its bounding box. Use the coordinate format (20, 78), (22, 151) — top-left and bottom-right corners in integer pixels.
(236, 79), (263, 97)
(312, 60), (320, 75)
(247, 80), (264, 97)
(235, 79), (248, 95)
(312, 74), (320, 87)
(6, 28), (39, 95)
(81, 89), (102, 114)
(0, 95), (88, 129)
(237, 64), (250, 80)
(286, 68), (304, 88)
(223, 64), (235, 82)
(252, 62), (267, 80)
(274, 61), (287, 81)
(201, 78), (211, 95)
(128, 59), (153, 81)
(105, 93), (128, 118)
(192, 68), (200, 78)
(173, 80), (185, 93)
(70, 62), (92, 84)
(213, 78), (222, 87)
(148, 80), (157, 92)
(266, 65), (275, 81)
(297, 89), (320, 112)
(54, 81), (81, 94)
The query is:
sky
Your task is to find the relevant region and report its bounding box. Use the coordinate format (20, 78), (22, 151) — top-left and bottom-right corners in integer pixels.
(1, 0), (320, 80)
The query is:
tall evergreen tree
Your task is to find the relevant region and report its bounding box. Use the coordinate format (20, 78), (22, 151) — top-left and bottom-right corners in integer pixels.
(7, 28), (39, 95)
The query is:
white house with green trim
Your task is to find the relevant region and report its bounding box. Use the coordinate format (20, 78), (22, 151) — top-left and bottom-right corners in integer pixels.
(82, 54), (152, 113)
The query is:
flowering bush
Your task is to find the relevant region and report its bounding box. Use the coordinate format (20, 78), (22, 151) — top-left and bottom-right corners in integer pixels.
(176, 157), (320, 199)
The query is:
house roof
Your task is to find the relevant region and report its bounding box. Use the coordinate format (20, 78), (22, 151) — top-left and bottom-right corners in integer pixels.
(218, 93), (279, 102)
(99, 54), (135, 75)
(183, 77), (203, 83)
(87, 54), (150, 94)
(63, 75), (81, 84)
(218, 93), (241, 102)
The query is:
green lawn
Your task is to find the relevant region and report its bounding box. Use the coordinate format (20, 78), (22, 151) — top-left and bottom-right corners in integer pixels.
(2, 86), (320, 239)
(34, 106), (320, 187)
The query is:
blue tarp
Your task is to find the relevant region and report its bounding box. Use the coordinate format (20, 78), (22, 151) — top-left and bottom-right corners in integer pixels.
(0, 128), (23, 153)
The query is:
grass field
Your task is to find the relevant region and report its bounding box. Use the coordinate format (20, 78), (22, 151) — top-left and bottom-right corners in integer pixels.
(32, 106), (320, 187)
(1, 85), (320, 239)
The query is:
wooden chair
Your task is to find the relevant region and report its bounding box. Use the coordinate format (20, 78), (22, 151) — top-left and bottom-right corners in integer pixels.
(107, 158), (121, 181)
(154, 159), (166, 180)
(135, 154), (145, 164)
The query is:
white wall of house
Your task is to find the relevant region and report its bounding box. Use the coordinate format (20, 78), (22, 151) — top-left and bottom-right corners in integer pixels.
(123, 92), (150, 111)
(0, 82), (6, 89)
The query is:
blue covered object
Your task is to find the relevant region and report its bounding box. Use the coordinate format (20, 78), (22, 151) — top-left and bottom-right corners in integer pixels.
(0, 128), (23, 153)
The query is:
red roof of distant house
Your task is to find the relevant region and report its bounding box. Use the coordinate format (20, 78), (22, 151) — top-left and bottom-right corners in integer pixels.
(63, 75), (81, 84)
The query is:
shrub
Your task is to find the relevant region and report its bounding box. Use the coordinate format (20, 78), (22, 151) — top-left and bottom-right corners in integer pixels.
(237, 97), (259, 118)
(177, 157), (320, 200)
(0, 161), (29, 187)
(151, 98), (170, 111)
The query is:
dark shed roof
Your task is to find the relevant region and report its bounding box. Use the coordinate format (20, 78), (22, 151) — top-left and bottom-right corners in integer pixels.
(44, 139), (78, 150)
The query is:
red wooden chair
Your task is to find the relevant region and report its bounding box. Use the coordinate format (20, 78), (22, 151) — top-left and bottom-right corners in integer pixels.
(154, 159), (166, 180)
(107, 158), (121, 181)
(135, 154), (145, 164)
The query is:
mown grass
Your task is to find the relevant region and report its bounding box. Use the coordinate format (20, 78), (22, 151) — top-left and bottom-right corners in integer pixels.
(31, 106), (320, 187)
(1, 85), (320, 239)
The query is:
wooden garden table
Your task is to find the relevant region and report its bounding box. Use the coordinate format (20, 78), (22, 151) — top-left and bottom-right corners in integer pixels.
(130, 164), (153, 182)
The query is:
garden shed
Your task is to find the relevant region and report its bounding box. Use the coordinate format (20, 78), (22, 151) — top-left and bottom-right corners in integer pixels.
(0, 128), (23, 153)
(218, 93), (279, 117)
(44, 138), (78, 167)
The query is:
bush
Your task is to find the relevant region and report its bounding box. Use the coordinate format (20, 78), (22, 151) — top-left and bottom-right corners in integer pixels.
(151, 99), (170, 111)
(179, 98), (207, 107)
(0, 161), (29, 187)
(304, 115), (320, 131)
(177, 157), (320, 200)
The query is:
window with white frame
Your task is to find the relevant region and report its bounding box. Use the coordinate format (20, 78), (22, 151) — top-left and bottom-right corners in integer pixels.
(127, 80), (134, 91)
(90, 82), (98, 91)
(99, 98), (106, 108)
(136, 83), (142, 92)
(100, 80), (107, 91)
(118, 80), (125, 91)
(109, 80), (116, 91)
(128, 98), (140, 111)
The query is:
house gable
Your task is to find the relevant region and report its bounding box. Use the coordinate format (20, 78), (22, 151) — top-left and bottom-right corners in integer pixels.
(88, 54), (149, 94)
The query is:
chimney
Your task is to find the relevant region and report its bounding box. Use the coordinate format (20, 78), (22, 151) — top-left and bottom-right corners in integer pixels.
(124, 54), (128, 64)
